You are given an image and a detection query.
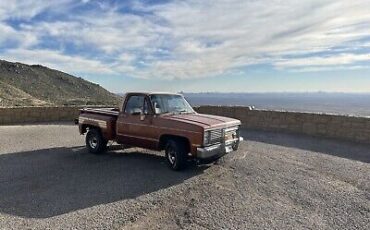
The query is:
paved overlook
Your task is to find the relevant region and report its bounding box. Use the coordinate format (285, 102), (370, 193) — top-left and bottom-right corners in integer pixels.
(0, 123), (369, 229)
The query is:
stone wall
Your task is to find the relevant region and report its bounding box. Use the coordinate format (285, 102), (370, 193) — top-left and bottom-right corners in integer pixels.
(0, 107), (81, 124)
(1, 105), (370, 144)
(195, 106), (370, 144)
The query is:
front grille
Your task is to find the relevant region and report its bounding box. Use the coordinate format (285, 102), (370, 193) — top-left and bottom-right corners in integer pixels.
(206, 126), (239, 146)
(209, 129), (223, 144)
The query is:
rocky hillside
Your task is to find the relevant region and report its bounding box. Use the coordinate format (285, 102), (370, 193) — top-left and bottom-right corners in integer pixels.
(0, 60), (120, 107)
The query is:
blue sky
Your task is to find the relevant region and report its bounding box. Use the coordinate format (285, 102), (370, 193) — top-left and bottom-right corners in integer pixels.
(1, 0), (370, 93)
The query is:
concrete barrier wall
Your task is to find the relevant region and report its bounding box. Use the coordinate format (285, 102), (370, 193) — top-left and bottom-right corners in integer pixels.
(0, 107), (81, 124)
(195, 106), (370, 144)
(1, 106), (370, 144)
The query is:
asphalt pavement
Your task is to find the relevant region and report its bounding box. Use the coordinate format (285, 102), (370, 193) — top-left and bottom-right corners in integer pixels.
(0, 123), (369, 229)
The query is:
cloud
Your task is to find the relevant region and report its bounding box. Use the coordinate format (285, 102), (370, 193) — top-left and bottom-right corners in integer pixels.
(2, 48), (115, 75)
(0, 0), (74, 20)
(275, 53), (370, 69)
(1, 0), (370, 79)
(0, 23), (38, 48)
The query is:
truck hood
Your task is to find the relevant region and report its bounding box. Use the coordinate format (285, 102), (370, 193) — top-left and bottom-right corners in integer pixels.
(162, 113), (241, 129)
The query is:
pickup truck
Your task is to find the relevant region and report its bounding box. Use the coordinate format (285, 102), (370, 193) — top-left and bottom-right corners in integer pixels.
(77, 92), (243, 170)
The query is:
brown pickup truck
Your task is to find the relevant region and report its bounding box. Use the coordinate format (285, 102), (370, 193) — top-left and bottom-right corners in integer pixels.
(77, 92), (243, 170)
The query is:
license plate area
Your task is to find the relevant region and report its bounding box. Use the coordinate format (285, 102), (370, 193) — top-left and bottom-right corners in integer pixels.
(225, 145), (233, 153)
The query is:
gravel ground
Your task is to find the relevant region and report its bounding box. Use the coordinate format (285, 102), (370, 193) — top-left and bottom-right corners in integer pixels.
(0, 123), (369, 229)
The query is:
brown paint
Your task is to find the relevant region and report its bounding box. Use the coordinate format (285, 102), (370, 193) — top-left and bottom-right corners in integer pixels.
(78, 92), (241, 156)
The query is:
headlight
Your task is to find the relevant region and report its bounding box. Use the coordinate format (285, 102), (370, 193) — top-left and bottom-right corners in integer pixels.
(203, 130), (211, 146)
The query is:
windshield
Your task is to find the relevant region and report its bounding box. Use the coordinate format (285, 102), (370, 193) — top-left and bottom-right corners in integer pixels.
(150, 94), (195, 115)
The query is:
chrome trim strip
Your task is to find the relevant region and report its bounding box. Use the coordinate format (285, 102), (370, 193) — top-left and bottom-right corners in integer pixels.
(119, 133), (158, 142)
(81, 108), (119, 116)
(116, 121), (202, 134)
(224, 126), (238, 132)
(79, 118), (107, 129)
(204, 123), (240, 131)
(116, 122), (150, 127)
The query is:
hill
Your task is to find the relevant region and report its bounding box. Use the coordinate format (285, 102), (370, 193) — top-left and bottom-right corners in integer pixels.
(0, 60), (120, 107)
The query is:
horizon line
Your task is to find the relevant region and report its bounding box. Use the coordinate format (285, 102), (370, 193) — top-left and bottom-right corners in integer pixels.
(114, 91), (370, 94)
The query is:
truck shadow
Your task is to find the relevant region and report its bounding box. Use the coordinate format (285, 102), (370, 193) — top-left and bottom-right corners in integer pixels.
(241, 129), (370, 163)
(0, 147), (205, 218)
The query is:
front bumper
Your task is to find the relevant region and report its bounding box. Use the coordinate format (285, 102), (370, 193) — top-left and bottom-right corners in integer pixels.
(197, 137), (243, 159)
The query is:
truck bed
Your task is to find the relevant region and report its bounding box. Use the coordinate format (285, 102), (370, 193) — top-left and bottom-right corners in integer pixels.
(80, 107), (120, 117)
(78, 108), (119, 140)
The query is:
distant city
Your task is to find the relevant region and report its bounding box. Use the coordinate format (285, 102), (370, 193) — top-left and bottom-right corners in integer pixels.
(181, 92), (370, 117)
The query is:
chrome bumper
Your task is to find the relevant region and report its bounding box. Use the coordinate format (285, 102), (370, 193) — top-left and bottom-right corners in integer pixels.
(197, 137), (243, 159)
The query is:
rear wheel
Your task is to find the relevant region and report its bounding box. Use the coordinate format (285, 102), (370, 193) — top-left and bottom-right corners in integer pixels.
(165, 139), (187, 171)
(86, 129), (107, 154)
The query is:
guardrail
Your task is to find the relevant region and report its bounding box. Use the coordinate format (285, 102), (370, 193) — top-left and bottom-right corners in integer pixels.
(1, 105), (370, 144)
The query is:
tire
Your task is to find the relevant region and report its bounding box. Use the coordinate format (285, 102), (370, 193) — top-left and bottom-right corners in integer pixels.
(165, 139), (188, 171)
(86, 129), (107, 154)
(214, 156), (226, 165)
(232, 139), (240, 151)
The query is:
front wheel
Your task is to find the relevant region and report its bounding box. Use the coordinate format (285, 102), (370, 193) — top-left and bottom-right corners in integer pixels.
(165, 139), (187, 171)
(232, 140), (240, 151)
(86, 129), (107, 154)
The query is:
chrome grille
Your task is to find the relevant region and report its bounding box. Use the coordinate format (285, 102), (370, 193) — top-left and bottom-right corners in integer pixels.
(209, 129), (223, 144)
(205, 126), (239, 146)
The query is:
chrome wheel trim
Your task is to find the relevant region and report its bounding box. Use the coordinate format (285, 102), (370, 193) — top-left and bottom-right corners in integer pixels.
(89, 136), (98, 149)
(167, 147), (176, 165)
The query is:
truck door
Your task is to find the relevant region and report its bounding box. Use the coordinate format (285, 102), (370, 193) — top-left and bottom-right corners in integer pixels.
(116, 94), (157, 149)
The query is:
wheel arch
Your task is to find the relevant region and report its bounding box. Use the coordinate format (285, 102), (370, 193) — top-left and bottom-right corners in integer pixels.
(80, 124), (101, 134)
(159, 134), (191, 154)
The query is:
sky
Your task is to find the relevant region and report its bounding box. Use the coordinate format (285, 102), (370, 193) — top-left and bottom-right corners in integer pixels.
(1, 0), (370, 93)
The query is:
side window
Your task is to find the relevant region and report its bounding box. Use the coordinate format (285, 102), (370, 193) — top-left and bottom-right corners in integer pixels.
(124, 95), (144, 115)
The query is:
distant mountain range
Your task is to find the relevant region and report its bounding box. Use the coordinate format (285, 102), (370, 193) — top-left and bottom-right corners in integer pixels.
(0, 60), (120, 107)
(116, 91), (370, 116)
(183, 92), (370, 116)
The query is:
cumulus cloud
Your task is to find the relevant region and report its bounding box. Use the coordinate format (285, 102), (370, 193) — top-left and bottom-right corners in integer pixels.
(0, 0), (370, 79)
(2, 48), (114, 75)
